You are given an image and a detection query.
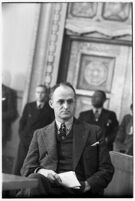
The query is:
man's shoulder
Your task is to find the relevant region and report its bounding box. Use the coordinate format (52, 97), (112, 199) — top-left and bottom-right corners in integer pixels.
(122, 114), (132, 122)
(80, 109), (92, 116)
(103, 108), (116, 116)
(25, 101), (36, 108)
(76, 118), (103, 140)
(34, 121), (55, 135)
(75, 118), (101, 132)
(3, 84), (16, 95)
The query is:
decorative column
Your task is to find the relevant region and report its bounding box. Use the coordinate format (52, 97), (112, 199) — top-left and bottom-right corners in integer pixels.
(27, 3), (67, 102)
(44, 3), (67, 87)
(27, 3), (53, 102)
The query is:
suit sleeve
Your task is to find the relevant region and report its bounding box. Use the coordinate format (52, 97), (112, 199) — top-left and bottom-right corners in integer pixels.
(2, 89), (18, 122)
(106, 112), (119, 144)
(115, 116), (127, 143)
(20, 130), (40, 176)
(86, 127), (114, 194)
(78, 112), (85, 122)
(19, 104), (29, 138)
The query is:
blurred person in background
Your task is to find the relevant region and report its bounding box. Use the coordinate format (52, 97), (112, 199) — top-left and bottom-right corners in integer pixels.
(2, 84), (18, 149)
(13, 84), (54, 175)
(79, 90), (119, 151)
(115, 103), (133, 156)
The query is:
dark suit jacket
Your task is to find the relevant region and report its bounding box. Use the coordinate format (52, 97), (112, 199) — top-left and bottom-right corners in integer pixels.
(79, 109), (119, 150)
(21, 119), (114, 195)
(115, 114), (133, 155)
(19, 101), (54, 147)
(2, 84), (18, 142)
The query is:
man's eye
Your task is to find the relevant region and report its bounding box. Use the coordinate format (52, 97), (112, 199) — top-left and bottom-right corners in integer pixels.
(59, 100), (64, 104)
(67, 99), (73, 104)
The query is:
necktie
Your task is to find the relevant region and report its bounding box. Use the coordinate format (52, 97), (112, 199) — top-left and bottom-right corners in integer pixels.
(58, 123), (67, 141)
(95, 109), (99, 121)
(38, 104), (42, 109)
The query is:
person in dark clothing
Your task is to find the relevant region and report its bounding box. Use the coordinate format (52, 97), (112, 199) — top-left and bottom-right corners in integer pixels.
(13, 84), (54, 175)
(17, 83), (114, 198)
(115, 103), (133, 155)
(79, 90), (119, 151)
(2, 84), (18, 148)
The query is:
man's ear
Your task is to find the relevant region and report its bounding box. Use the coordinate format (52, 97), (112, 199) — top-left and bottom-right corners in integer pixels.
(49, 99), (53, 109)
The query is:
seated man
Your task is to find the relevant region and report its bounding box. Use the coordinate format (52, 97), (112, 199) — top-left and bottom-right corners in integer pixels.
(18, 82), (114, 198)
(79, 90), (119, 151)
(115, 103), (133, 155)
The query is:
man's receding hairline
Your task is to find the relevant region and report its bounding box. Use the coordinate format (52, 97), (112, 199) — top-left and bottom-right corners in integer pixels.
(94, 90), (106, 100)
(51, 84), (76, 99)
(54, 85), (75, 94)
(36, 85), (47, 92)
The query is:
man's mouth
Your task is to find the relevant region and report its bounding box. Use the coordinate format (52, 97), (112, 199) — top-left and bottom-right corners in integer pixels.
(61, 111), (70, 114)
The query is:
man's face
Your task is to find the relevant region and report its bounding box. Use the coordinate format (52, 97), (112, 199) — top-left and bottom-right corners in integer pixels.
(49, 85), (76, 122)
(35, 86), (46, 103)
(91, 91), (105, 108)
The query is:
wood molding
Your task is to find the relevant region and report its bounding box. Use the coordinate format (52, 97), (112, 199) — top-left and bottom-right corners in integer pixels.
(44, 3), (67, 87)
(65, 18), (132, 39)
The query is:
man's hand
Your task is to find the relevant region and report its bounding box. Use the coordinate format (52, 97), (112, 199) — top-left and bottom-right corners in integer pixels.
(38, 169), (55, 181)
(83, 181), (91, 192)
(37, 169), (62, 184)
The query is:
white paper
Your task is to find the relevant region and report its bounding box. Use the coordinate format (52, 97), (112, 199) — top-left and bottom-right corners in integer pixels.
(58, 171), (81, 188)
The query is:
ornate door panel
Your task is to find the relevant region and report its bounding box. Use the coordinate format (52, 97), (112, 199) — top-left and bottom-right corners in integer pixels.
(56, 2), (132, 121)
(66, 39), (131, 119)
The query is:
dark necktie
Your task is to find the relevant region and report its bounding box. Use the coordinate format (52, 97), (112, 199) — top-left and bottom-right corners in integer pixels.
(95, 109), (99, 121)
(58, 123), (67, 141)
(38, 104), (42, 109)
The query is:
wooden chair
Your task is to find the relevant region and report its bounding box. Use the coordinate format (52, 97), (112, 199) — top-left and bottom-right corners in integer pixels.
(104, 151), (133, 197)
(2, 173), (38, 198)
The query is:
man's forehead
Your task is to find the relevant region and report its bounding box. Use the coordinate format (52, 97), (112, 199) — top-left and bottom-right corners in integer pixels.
(53, 85), (75, 98)
(54, 85), (74, 94)
(36, 86), (45, 92)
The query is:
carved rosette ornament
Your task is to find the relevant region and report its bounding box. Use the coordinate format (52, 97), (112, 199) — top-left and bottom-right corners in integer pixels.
(84, 61), (107, 86)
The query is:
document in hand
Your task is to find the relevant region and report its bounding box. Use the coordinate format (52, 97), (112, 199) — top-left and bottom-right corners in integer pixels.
(58, 171), (81, 188)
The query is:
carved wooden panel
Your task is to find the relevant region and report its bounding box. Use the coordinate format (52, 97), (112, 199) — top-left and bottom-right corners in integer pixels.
(66, 2), (132, 40)
(102, 2), (130, 22)
(68, 2), (131, 23)
(66, 39), (131, 119)
(77, 54), (115, 92)
(68, 2), (97, 18)
(67, 40), (117, 93)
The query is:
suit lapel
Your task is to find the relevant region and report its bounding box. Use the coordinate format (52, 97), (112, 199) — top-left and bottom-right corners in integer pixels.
(89, 110), (95, 121)
(41, 121), (58, 162)
(73, 119), (89, 170)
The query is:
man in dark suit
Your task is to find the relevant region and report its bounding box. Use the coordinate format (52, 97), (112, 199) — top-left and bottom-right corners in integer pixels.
(79, 90), (119, 151)
(18, 83), (114, 198)
(13, 84), (54, 175)
(2, 84), (18, 148)
(115, 103), (133, 155)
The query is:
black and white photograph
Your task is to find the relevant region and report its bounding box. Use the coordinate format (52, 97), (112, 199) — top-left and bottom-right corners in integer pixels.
(2, 1), (133, 198)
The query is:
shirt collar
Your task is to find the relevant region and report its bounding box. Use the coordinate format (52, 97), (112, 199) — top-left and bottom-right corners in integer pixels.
(37, 101), (45, 108)
(93, 107), (102, 115)
(55, 117), (74, 130)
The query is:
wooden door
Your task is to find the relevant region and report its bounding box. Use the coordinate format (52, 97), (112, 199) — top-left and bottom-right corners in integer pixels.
(58, 36), (132, 120)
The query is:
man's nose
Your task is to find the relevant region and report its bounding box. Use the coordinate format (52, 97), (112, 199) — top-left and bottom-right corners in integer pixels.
(63, 102), (68, 109)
